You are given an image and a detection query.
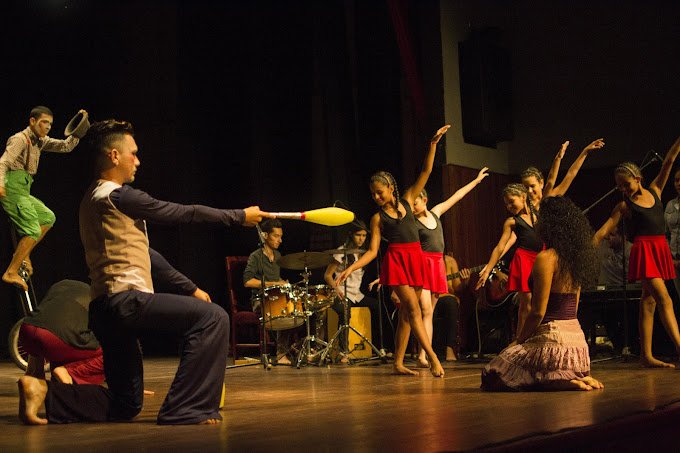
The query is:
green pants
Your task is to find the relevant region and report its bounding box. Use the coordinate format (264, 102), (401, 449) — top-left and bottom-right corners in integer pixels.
(0, 170), (55, 240)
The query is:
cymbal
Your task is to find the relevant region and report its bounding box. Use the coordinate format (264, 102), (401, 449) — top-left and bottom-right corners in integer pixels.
(277, 251), (334, 270)
(321, 248), (365, 255)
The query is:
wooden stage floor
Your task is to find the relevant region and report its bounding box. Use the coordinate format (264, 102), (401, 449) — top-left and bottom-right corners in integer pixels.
(1, 356), (680, 452)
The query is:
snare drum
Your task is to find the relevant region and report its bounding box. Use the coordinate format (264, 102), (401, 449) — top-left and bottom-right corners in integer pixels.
(299, 284), (336, 312)
(257, 284), (305, 331)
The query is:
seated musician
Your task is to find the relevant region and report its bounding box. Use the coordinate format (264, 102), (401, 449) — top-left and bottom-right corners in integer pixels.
(324, 220), (390, 354)
(243, 219), (293, 365)
(588, 224), (632, 352)
(597, 224), (631, 287)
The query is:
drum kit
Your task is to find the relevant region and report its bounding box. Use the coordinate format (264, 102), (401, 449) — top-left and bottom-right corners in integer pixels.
(256, 248), (383, 367)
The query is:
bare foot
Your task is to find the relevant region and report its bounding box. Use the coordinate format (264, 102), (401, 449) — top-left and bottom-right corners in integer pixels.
(3, 272), (28, 291)
(640, 356), (675, 368)
(198, 418), (221, 425)
(445, 347), (457, 361)
(429, 357), (445, 378)
(276, 355), (291, 366)
(393, 363), (419, 376)
(544, 379), (593, 391)
(568, 379), (593, 391)
(416, 357), (430, 368)
(144, 389), (155, 396)
(17, 376), (48, 425)
(579, 376), (604, 389)
(51, 367), (73, 384)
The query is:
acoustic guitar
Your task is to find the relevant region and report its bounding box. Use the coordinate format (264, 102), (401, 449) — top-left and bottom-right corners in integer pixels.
(446, 262), (511, 303)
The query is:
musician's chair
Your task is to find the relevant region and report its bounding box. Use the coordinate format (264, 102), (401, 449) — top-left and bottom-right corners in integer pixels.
(225, 256), (274, 359)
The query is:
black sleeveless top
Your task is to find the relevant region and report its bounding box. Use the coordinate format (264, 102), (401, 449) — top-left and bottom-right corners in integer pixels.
(625, 190), (666, 239)
(380, 199), (420, 244)
(514, 215), (543, 252)
(417, 212), (445, 253)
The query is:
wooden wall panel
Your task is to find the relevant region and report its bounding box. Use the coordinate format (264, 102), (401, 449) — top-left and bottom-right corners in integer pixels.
(441, 164), (511, 268)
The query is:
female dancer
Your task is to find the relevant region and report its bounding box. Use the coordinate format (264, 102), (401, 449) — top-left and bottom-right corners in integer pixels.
(477, 138), (605, 336)
(336, 125), (450, 377)
(521, 138), (605, 208)
(476, 183), (539, 337)
(411, 167), (489, 367)
(481, 196), (603, 391)
(594, 136), (680, 368)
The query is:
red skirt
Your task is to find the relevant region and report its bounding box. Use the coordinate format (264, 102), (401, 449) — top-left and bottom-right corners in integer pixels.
(628, 235), (676, 281)
(380, 242), (425, 288)
(422, 251), (447, 294)
(507, 247), (540, 293)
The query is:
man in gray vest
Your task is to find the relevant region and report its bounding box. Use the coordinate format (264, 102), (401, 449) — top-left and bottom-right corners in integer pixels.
(18, 119), (272, 425)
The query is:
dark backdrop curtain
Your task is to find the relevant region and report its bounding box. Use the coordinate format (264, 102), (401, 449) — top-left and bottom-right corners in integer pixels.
(0, 0), (445, 355)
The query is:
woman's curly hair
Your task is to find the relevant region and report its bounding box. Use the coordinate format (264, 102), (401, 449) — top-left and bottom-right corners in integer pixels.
(535, 196), (598, 289)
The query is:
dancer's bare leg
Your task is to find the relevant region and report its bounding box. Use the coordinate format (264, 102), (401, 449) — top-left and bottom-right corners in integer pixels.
(416, 290), (435, 367)
(638, 283), (675, 368)
(642, 278), (680, 367)
(394, 285), (444, 377)
(515, 292), (532, 338)
(393, 304), (418, 376)
(17, 376), (48, 425)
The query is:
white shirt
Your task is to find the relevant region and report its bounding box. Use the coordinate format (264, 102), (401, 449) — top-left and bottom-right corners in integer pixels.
(332, 246), (365, 303)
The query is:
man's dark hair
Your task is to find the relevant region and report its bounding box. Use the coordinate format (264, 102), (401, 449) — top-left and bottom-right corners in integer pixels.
(261, 219), (282, 233)
(87, 119), (134, 153)
(30, 106), (53, 119)
(84, 119), (135, 173)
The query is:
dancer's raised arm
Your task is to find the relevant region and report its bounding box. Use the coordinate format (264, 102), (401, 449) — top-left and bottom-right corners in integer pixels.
(546, 138), (605, 198)
(649, 136), (680, 197)
(430, 167), (489, 217)
(403, 125), (450, 204)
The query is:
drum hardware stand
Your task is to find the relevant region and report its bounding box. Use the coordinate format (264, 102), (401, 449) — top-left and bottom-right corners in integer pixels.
(295, 265), (329, 368)
(319, 249), (385, 365)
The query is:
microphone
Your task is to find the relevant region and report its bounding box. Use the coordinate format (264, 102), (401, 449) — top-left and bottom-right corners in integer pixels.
(255, 223), (266, 246)
(652, 150), (664, 162)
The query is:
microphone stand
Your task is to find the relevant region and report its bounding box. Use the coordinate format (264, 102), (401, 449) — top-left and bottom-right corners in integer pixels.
(256, 224), (273, 370)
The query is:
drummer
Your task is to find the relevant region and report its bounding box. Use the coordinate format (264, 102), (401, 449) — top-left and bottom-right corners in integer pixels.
(324, 220), (389, 354)
(243, 219), (293, 365)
